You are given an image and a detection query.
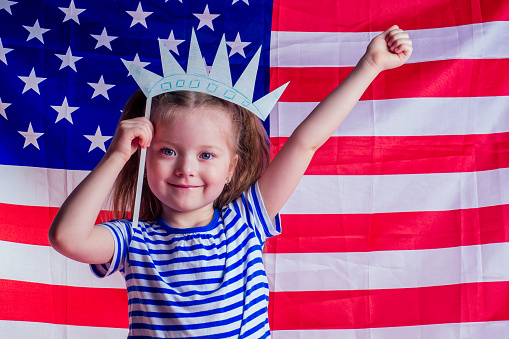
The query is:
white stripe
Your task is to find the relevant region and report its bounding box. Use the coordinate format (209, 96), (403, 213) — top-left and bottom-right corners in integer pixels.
(5, 239), (509, 293)
(0, 165), (88, 207)
(269, 96), (509, 137)
(3, 165), (508, 214)
(270, 22), (509, 67)
(0, 240), (125, 289)
(283, 167), (509, 214)
(263, 242), (509, 292)
(271, 321), (509, 339)
(0, 320), (127, 339)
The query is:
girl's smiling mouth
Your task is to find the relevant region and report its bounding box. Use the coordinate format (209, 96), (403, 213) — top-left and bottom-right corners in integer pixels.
(169, 183), (202, 189)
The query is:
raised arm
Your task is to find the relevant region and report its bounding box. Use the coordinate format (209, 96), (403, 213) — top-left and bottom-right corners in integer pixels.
(48, 117), (153, 264)
(259, 26), (413, 219)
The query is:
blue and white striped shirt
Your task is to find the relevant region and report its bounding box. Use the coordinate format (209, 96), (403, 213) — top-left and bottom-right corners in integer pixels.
(91, 182), (281, 338)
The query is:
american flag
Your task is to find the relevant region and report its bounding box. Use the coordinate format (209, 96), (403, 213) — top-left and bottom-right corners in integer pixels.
(1, 0), (509, 338)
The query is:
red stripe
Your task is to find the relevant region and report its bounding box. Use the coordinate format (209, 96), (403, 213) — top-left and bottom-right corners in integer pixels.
(0, 203), (115, 246)
(268, 281), (509, 330)
(3, 278), (507, 331)
(270, 59), (509, 102)
(270, 133), (509, 175)
(265, 204), (509, 253)
(272, 0), (509, 32)
(4, 202), (509, 253)
(0, 279), (128, 328)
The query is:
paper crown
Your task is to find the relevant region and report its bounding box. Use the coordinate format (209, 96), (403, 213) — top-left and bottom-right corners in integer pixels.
(122, 29), (289, 121)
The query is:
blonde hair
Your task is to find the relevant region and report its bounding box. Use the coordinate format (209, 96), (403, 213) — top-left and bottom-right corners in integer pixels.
(111, 90), (270, 221)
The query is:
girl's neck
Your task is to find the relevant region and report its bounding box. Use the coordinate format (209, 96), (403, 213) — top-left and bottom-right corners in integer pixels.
(160, 205), (216, 229)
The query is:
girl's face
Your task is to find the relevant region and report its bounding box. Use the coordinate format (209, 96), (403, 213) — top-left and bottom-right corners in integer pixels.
(146, 106), (238, 227)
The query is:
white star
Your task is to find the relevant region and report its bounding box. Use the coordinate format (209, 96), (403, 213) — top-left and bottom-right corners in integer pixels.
(193, 5), (220, 31)
(127, 53), (150, 77)
(0, 38), (13, 65)
(84, 126), (112, 152)
(127, 2), (153, 28)
(59, 0), (86, 24)
(18, 122), (44, 149)
(0, 97), (11, 120)
(226, 32), (251, 57)
(88, 75), (115, 100)
(55, 46), (82, 72)
(91, 27), (117, 50)
(51, 97), (79, 124)
(18, 67), (46, 94)
(232, 0), (249, 4)
(23, 19), (51, 44)
(0, 0), (17, 14)
(160, 30), (184, 55)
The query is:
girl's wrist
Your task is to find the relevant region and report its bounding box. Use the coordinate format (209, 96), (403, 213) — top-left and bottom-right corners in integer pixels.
(101, 148), (131, 169)
(356, 54), (383, 77)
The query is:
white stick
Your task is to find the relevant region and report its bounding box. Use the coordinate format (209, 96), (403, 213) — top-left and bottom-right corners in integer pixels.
(132, 96), (152, 227)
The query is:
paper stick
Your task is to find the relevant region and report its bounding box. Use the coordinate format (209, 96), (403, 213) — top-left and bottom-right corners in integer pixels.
(132, 96), (153, 227)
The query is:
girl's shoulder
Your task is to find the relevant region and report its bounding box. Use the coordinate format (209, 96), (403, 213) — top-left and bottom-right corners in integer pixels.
(222, 181), (281, 244)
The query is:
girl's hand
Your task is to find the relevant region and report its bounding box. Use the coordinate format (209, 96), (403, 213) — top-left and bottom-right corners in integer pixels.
(362, 25), (413, 73)
(106, 117), (154, 163)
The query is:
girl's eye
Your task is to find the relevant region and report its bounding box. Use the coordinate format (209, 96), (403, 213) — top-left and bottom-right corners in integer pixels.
(162, 148), (176, 156)
(200, 152), (213, 160)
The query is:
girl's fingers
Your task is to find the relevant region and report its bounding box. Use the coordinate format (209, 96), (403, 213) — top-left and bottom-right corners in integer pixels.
(386, 32), (411, 48)
(390, 38), (413, 52)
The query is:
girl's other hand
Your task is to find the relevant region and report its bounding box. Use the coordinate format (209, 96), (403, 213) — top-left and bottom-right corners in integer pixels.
(107, 117), (154, 163)
(362, 25), (413, 72)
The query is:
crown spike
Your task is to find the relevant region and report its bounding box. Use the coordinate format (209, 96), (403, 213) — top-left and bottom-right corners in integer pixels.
(253, 81), (290, 120)
(122, 59), (163, 96)
(209, 35), (232, 87)
(187, 29), (208, 77)
(159, 39), (185, 77)
(233, 46), (261, 102)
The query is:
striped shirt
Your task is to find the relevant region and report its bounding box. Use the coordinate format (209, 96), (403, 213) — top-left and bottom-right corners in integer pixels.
(91, 182), (281, 338)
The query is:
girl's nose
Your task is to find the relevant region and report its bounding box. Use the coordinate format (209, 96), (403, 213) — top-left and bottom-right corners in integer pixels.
(175, 155), (197, 177)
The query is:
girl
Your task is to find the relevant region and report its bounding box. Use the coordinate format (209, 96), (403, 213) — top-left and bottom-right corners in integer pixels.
(49, 26), (412, 338)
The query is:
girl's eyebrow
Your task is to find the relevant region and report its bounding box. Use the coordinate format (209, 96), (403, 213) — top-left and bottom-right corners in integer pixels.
(157, 140), (224, 151)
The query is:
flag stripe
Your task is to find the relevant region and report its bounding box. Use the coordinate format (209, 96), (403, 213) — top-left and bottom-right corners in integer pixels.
(271, 22), (509, 68)
(264, 242), (509, 292)
(4, 202), (509, 253)
(272, 132), (509, 175)
(0, 320), (128, 339)
(271, 59), (509, 103)
(271, 321), (509, 339)
(272, 0), (509, 32)
(0, 240), (125, 289)
(268, 281), (509, 330)
(0, 279), (128, 328)
(282, 168), (509, 214)
(0, 165), (88, 207)
(270, 97), (509, 138)
(0, 202), (113, 246)
(3, 166), (509, 214)
(267, 204), (509, 253)
(2, 280), (508, 330)
(6, 239), (509, 292)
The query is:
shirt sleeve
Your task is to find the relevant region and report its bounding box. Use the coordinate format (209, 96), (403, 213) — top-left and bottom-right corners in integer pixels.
(232, 181), (281, 246)
(90, 219), (132, 278)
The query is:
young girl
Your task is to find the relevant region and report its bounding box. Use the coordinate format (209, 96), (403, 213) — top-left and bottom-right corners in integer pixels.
(49, 26), (412, 338)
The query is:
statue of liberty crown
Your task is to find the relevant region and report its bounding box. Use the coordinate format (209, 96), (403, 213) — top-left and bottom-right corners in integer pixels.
(122, 29), (289, 121)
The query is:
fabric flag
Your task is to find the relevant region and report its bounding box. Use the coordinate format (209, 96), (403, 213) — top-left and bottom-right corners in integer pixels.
(1, 0), (508, 339)
(265, 0), (509, 337)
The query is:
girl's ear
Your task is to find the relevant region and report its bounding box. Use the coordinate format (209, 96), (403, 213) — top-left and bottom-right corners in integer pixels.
(229, 154), (239, 178)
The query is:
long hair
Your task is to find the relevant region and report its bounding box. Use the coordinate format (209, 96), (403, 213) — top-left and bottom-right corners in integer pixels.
(110, 90), (270, 221)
